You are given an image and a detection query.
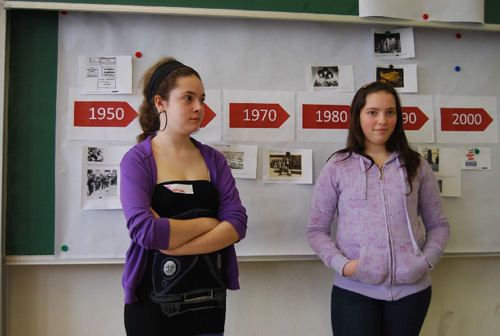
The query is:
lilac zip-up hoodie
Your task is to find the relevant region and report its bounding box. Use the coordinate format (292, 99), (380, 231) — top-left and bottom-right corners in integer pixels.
(307, 151), (449, 301)
(120, 135), (248, 303)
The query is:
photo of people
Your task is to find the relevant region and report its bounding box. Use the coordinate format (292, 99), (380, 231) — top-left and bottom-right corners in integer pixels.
(269, 151), (303, 178)
(87, 147), (104, 162)
(81, 145), (129, 209)
(312, 66), (339, 88)
(86, 169), (118, 199)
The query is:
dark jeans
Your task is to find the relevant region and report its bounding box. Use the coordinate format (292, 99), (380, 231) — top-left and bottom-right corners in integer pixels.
(331, 285), (432, 336)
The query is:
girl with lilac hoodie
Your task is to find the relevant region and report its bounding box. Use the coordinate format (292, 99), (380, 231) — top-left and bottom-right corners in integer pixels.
(307, 81), (449, 336)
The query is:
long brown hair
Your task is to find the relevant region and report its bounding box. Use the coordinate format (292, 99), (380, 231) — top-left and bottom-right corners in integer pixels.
(334, 81), (421, 192)
(136, 57), (201, 143)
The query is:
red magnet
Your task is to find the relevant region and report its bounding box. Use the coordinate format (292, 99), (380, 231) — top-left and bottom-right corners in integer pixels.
(61, 11), (68, 15)
(456, 33), (462, 39)
(422, 13), (429, 20)
(135, 52), (142, 58)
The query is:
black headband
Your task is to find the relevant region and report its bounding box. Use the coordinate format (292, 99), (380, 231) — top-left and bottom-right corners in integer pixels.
(146, 61), (187, 102)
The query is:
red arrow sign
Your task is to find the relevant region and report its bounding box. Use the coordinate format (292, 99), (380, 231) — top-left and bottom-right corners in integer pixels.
(441, 108), (493, 131)
(201, 103), (216, 128)
(74, 101), (138, 127)
(229, 103), (290, 128)
(402, 106), (428, 131)
(302, 104), (350, 129)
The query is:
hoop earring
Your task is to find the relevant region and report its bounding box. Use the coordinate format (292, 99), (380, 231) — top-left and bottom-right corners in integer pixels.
(158, 111), (167, 132)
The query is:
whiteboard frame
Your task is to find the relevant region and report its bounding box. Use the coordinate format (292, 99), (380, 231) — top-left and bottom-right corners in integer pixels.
(2, 2), (500, 263)
(5, 251), (500, 266)
(3, 1), (500, 32)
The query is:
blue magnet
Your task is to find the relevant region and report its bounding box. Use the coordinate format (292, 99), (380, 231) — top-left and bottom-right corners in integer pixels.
(455, 66), (461, 72)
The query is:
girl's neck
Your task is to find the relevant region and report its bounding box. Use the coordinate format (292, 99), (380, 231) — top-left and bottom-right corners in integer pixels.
(364, 145), (392, 168)
(152, 131), (195, 154)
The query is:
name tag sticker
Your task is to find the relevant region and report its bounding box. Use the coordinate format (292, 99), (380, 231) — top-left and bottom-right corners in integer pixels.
(164, 184), (194, 194)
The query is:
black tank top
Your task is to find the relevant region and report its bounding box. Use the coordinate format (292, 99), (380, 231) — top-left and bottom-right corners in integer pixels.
(124, 180), (226, 336)
(152, 180), (219, 218)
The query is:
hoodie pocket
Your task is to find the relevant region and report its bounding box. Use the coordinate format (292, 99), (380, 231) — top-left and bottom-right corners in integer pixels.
(393, 252), (430, 285)
(351, 245), (389, 285)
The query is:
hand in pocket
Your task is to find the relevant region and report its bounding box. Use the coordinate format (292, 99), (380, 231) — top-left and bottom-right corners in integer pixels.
(342, 259), (359, 277)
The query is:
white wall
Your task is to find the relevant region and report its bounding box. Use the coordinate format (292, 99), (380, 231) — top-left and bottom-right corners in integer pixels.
(5, 257), (500, 335)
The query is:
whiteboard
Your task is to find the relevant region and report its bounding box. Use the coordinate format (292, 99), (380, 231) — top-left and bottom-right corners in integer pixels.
(55, 12), (500, 259)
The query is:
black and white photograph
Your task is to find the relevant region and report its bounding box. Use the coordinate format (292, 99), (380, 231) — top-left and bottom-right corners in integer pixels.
(220, 150), (244, 170)
(86, 169), (118, 199)
(81, 145), (129, 209)
(307, 65), (354, 92)
(372, 28), (415, 59)
(87, 146), (104, 162)
(311, 66), (339, 89)
(374, 32), (401, 54)
(211, 143), (258, 179)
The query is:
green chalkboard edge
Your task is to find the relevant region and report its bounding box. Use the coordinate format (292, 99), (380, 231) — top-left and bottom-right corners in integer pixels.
(3, 0), (360, 16)
(4, 10), (58, 256)
(4, 1), (500, 31)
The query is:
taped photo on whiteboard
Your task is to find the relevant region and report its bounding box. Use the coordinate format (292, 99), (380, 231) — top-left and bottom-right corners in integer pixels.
(372, 28), (415, 59)
(374, 64), (417, 93)
(263, 148), (313, 184)
(211, 143), (258, 179)
(307, 65), (354, 92)
(81, 145), (129, 209)
(418, 146), (461, 197)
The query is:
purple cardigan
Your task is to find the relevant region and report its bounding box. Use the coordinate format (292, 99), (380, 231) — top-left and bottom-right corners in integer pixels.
(120, 136), (247, 303)
(307, 152), (449, 301)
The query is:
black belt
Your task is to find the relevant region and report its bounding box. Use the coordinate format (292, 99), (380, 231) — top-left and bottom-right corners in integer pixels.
(152, 287), (227, 304)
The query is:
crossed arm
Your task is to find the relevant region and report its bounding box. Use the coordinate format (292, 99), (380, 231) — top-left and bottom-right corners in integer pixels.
(151, 208), (240, 256)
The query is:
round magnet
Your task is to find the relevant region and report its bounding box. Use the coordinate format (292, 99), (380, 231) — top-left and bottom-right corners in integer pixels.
(61, 245), (69, 252)
(385, 31), (391, 36)
(474, 149), (480, 154)
(455, 66), (461, 72)
(422, 13), (429, 20)
(456, 33), (462, 39)
(135, 52), (142, 58)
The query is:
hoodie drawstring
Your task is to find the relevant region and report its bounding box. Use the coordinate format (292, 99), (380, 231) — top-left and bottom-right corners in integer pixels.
(396, 157), (420, 255)
(358, 157), (367, 200)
